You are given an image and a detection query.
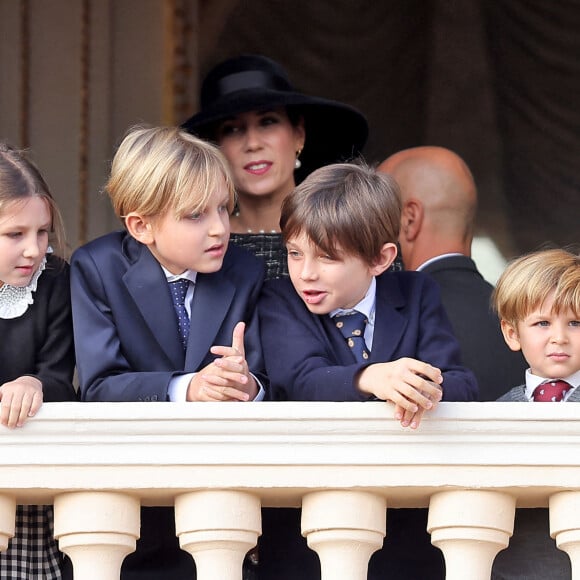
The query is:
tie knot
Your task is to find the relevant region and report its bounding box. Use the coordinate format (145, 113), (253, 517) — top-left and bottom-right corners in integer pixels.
(532, 380), (572, 402)
(334, 311), (367, 338)
(170, 278), (190, 306)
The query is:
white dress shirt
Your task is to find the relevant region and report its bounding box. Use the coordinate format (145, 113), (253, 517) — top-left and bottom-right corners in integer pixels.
(163, 267), (264, 402)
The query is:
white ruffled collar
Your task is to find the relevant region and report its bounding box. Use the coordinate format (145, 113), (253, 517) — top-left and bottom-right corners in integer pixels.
(0, 255), (47, 319)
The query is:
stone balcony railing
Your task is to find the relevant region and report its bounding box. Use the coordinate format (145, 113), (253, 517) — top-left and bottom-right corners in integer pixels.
(1, 401), (580, 580)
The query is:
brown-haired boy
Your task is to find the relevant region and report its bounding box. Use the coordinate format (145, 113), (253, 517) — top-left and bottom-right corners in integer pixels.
(257, 162), (477, 580)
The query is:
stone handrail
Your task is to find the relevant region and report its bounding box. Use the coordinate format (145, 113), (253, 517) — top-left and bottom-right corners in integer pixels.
(1, 401), (579, 579)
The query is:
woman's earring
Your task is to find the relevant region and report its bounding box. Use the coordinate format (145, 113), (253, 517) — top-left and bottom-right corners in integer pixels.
(294, 148), (303, 170)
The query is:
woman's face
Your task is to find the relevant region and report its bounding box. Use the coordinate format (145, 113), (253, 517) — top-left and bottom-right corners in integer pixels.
(215, 108), (305, 200)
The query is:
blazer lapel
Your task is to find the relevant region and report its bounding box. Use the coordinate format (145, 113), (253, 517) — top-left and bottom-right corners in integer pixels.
(370, 275), (408, 362)
(321, 314), (356, 363)
(123, 244), (184, 368)
(567, 388), (580, 402)
(185, 269), (236, 370)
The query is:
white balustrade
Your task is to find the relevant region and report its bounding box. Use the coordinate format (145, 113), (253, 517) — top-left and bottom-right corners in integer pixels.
(428, 490), (516, 580)
(0, 401), (577, 579)
(175, 490), (261, 580)
(302, 490), (386, 580)
(550, 491), (580, 579)
(54, 491), (140, 580)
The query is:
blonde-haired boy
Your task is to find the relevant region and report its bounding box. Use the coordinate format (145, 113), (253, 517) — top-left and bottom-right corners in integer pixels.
(494, 248), (580, 402)
(71, 126), (266, 580)
(492, 248), (580, 580)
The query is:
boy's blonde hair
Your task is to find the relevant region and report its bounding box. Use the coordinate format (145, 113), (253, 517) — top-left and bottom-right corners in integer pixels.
(0, 142), (66, 257)
(281, 161), (401, 266)
(493, 248), (580, 327)
(106, 126), (235, 221)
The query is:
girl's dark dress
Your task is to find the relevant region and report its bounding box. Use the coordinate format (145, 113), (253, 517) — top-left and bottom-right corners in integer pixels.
(0, 254), (76, 580)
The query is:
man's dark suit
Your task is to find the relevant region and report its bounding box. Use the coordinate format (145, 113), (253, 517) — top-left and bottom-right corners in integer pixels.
(421, 255), (528, 401)
(70, 231), (265, 580)
(257, 270), (477, 580)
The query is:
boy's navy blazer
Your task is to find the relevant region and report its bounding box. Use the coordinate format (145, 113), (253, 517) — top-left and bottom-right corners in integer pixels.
(259, 270), (478, 402)
(71, 230), (266, 402)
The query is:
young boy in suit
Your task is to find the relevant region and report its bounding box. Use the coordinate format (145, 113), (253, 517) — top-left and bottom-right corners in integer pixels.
(492, 248), (580, 580)
(71, 126), (266, 580)
(257, 162), (477, 580)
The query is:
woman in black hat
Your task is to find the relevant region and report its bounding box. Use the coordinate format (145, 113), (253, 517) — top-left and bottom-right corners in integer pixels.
(182, 54), (368, 280)
(182, 55), (368, 580)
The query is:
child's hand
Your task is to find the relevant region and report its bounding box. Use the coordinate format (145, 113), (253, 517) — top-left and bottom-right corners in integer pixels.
(357, 358), (443, 429)
(394, 379), (443, 429)
(186, 322), (258, 402)
(0, 376), (43, 429)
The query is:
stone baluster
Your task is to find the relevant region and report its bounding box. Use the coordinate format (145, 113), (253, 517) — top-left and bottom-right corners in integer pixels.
(175, 490), (261, 580)
(428, 490), (515, 580)
(550, 491), (580, 577)
(53, 491), (140, 580)
(301, 490), (386, 580)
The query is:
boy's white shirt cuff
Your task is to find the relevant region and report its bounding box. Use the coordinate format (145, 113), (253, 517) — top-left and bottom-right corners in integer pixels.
(168, 373), (265, 401)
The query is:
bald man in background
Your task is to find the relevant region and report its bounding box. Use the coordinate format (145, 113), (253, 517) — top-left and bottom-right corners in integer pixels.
(378, 146), (527, 401)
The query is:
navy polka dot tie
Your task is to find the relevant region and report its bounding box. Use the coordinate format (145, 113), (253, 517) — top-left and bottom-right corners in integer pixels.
(532, 380), (572, 402)
(169, 279), (190, 350)
(334, 311), (370, 363)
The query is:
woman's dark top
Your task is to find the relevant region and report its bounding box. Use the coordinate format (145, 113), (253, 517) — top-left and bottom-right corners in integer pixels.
(230, 232), (288, 280)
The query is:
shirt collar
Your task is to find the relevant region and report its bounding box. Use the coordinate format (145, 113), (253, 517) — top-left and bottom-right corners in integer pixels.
(416, 253), (464, 272)
(330, 276), (376, 324)
(162, 266), (197, 285)
(524, 369), (580, 400)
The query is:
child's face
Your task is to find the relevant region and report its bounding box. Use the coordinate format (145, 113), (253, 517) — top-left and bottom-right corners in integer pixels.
(144, 179), (231, 275)
(501, 292), (580, 379)
(0, 197), (51, 288)
(286, 232), (379, 315)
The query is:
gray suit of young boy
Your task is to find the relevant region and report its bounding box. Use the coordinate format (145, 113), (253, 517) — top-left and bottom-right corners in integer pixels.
(492, 384), (577, 580)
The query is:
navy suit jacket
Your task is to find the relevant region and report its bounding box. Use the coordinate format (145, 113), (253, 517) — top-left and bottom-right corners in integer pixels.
(71, 230), (266, 402)
(422, 255), (528, 401)
(70, 231), (265, 580)
(257, 270), (475, 580)
(259, 269), (478, 402)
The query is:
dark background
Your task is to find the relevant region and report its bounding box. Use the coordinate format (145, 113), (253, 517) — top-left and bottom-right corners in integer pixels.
(203, 0), (580, 259)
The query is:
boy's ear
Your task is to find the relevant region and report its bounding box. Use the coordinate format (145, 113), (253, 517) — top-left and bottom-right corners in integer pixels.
(500, 319), (522, 352)
(125, 212), (154, 245)
(369, 242), (398, 276)
(401, 199), (423, 242)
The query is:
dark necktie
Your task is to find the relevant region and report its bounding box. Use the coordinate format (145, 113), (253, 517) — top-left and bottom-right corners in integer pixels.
(532, 380), (572, 402)
(334, 311), (370, 363)
(169, 279), (190, 350)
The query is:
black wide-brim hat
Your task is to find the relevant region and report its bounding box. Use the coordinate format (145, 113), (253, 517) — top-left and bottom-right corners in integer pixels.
(182, 55), (369, 181)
